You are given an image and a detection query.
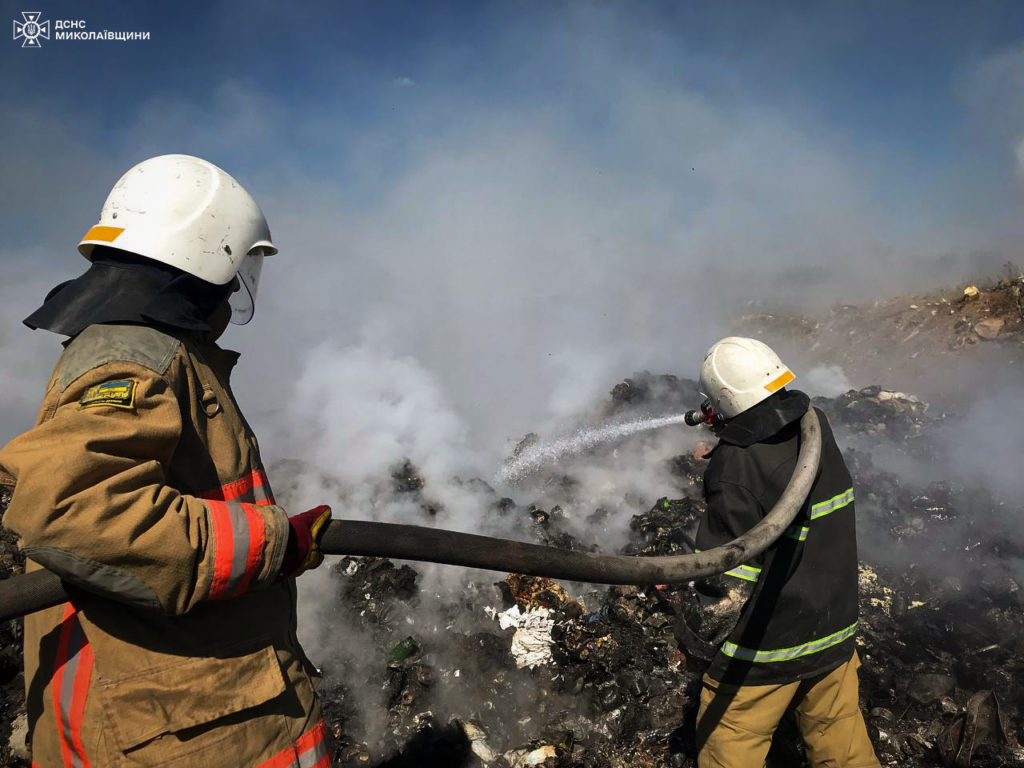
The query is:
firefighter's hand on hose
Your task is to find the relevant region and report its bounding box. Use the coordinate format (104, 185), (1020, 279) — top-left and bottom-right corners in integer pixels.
(280, 505), (332, 579)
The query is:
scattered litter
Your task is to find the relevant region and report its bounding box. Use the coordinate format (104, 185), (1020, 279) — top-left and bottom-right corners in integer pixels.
(974, 318), (1005, 340)
(504, 744), (557, 767)
(496, 605), (556, 669)
(462, 721), (499, 763)
(938, 690), (1020, 767)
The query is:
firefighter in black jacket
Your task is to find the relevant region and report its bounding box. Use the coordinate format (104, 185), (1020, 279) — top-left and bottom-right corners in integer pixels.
(691, 337), (879, 768)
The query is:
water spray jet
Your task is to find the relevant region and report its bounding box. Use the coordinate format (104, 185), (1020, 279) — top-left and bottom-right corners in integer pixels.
(498, 413), (692, 484)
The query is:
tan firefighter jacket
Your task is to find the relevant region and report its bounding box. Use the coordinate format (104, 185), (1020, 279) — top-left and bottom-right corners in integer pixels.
(0, 323), (330, 768)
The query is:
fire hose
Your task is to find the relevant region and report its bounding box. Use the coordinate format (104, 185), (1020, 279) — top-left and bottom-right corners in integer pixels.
(0, 409), (820, 622)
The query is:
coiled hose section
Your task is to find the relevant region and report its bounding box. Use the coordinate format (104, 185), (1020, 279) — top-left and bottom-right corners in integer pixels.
(0, 409), (820, 622)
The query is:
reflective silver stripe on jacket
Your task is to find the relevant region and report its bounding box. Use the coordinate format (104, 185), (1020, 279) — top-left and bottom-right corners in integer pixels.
(783, 488), (854, 542)
(703, 487), (854, 576)
(724, 563), (761, 582)
(294, 737), (329, 768)
(784, 524), (809, 541)
(810, 488), (854, 520)
(695, 550), (762, 583)
(721, 620), (858, 663)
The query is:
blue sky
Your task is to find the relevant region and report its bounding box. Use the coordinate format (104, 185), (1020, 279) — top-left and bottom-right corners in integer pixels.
(2, 1), (1024, 462)
(5, 1), (1024, 223)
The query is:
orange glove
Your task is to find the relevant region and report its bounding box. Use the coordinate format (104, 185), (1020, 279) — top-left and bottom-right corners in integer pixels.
(280, 505), (332, 578)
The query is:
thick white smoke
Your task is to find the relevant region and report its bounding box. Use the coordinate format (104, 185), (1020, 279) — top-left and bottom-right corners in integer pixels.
(802, 365), (854, 398)
(279, 343), (473, 485)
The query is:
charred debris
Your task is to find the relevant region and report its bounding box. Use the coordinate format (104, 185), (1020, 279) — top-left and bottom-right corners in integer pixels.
(296, 376), (1022, 768)
(2, 372), (1024, 765)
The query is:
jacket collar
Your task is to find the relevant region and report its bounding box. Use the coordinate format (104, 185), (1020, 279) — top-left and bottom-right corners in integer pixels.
(185, 336), (241, 379)
(716, 389), (810, 447)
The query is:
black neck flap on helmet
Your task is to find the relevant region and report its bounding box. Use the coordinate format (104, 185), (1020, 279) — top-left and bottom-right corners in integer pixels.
(715, 389), (811, 447)
(24, 247), (235, 338)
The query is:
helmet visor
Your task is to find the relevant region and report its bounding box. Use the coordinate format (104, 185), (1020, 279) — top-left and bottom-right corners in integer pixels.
(230, 250), (264, 325)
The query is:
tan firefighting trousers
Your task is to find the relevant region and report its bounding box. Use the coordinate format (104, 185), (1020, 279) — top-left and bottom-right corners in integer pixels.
(696, 651), (880, 768)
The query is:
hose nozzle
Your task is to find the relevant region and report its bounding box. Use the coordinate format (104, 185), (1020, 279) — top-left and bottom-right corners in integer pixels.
(684, 398), (720, 428)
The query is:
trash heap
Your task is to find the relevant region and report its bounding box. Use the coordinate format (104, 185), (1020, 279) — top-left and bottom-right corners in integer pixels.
(296, 374), (1022, 767)
(733, 271), (1024, 390)
(843, 447), (1024, 767)
(311, 556), (702, 768)
(1, 372), (1023, 767)
(812, 386), (934, 439)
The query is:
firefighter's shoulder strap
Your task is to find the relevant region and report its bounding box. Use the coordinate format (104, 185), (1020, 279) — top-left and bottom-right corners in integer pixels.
(57, 323), (181, 392)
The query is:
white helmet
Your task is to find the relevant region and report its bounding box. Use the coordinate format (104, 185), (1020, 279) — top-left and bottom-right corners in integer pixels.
(699, 337), (795, 419)
(78, 154), (276, 324)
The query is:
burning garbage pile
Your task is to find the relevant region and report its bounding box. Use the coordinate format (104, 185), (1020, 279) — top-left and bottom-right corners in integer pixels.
(2, 372), (1024, 767)
(812, 385), (933, 440)
(292, 373), (1023, 767)
(310, 555), (700, 767)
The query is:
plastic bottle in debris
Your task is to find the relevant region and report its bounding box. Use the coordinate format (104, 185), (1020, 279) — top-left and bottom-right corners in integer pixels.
(387, 636), (420, 663)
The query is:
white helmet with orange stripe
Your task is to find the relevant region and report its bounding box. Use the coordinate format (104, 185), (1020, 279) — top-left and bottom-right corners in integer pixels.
(699, 337), (795, 419)
(78, 154), (276, 325)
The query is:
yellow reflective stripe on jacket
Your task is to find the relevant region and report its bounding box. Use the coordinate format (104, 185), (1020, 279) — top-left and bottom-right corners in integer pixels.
(783, 488), (854, 541)
(695, 549), (761, 582)
(724, 563), (761, 582)
(785, 524), (809, 541)
(721, 621), (858, 663)
(810, 488), (854, 520)
(699, 488), (854, 577)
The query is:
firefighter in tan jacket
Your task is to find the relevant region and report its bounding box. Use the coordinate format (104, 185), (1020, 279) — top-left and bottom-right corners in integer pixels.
(0, 155), (333, 768)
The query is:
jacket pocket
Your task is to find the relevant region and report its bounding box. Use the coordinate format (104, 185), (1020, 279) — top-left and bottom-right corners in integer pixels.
(97, 645), (286, 753)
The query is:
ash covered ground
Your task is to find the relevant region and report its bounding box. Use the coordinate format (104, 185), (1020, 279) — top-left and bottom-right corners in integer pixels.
(2, 277), (1024, 767)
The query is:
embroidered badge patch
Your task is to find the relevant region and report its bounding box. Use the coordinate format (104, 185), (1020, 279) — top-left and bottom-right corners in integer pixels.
(80, 379), (138, 410)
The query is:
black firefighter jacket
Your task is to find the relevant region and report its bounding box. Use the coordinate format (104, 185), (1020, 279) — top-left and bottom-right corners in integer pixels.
(694, 389), (860, 686)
